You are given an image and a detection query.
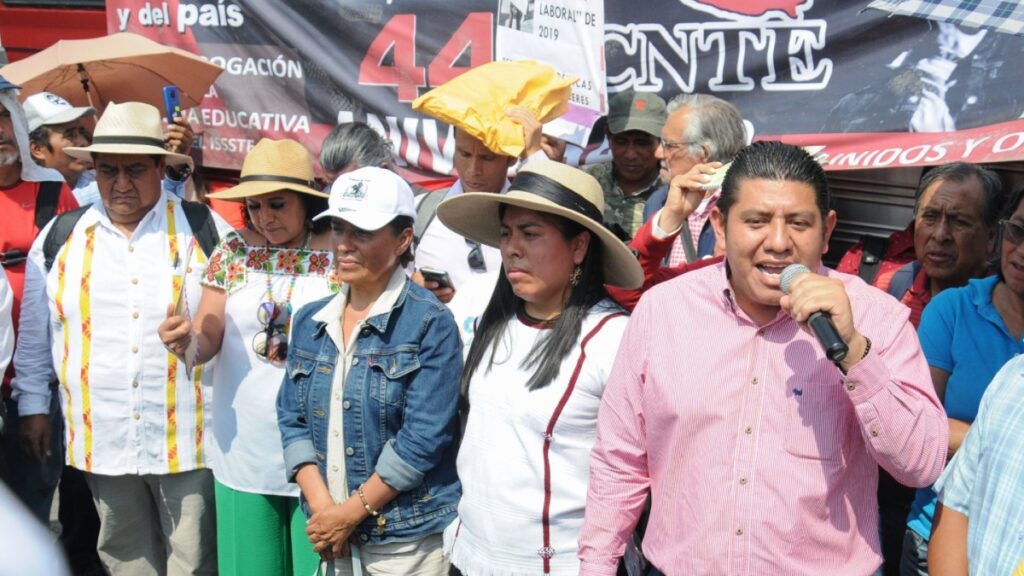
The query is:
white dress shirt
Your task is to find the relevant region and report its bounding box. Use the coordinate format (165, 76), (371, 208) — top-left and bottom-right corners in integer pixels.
(413, 179), (506, 293)
(13, 191), (232, 476)
(0, 271), (13, 377)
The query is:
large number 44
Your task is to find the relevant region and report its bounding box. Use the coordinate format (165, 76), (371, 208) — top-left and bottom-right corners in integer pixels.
(358, 12), (493, 102)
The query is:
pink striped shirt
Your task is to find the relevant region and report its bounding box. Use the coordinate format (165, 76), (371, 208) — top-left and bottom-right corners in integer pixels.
(578, 262), (948, 576)
(668, 188), (720, 266)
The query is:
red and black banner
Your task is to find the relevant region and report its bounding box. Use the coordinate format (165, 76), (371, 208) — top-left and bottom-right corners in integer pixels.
(107, 0), (1024, 176)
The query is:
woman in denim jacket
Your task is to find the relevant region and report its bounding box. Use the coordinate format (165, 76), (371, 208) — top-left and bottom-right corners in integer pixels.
(277, 167), (462, 575)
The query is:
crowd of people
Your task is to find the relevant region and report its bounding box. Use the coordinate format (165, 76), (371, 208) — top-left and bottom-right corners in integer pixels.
(1, 61), (1023, 576)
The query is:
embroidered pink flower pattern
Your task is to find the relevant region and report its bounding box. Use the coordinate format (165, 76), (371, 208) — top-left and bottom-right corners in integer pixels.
(225, 260), (245, 288)
(247, 248), (271, 270)
(307, 252), (330, 275)
(276, 252), (301, 274)
(225, 236), (244, 255)
(205, 253), (224, 283)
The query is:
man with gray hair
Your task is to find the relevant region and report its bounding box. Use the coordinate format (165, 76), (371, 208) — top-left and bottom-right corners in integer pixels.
(642, 93), (746, 265)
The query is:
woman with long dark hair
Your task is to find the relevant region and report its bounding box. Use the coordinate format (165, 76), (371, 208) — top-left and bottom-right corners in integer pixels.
(436, 161), (643, 575)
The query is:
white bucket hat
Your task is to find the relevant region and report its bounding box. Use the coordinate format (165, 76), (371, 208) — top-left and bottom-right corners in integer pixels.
(64, 101), (191, 167)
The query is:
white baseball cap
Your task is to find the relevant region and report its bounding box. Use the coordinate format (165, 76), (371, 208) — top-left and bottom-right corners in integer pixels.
(24, 92), (95, 132)
(314, 166), (416, 230)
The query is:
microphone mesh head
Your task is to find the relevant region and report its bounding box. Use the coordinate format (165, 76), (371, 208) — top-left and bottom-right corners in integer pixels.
(779, 264), (811, 295)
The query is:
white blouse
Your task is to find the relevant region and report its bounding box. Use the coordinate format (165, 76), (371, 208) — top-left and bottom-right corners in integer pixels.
(202, 230), (337, 496)
(444, 299), (628, 576)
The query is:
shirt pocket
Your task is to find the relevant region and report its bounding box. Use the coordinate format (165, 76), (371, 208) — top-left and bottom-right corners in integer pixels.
(782, 381), (849, 462)
(366, 348), (420, 408)
(285, 355), (317, 408)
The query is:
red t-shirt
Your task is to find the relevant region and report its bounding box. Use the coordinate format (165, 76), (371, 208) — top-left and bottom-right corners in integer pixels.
(0, 179), (78, 393)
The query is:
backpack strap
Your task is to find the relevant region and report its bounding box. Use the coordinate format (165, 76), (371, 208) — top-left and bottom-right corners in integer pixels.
(887, 260), (920, 300)
(678, 223), (698, 264)
(34, 181), (64, 232)
(43, 206), (90, 272)
(413, 188), (449, 244)
(858, 234), (889, 285)
(181, 200), (220, 259)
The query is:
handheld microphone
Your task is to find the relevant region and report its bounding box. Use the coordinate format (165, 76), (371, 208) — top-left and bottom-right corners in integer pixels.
(779, 264), (849, 363)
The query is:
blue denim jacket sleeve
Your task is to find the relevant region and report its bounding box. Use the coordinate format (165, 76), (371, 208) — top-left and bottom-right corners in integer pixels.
(374, 300), (463, 492)
(277, 306), (318, 482)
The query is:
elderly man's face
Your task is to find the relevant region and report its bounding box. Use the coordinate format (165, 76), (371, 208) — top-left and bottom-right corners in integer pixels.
(655, 107), (705, 180)
(453, 129), (513, 193)
(914, 176), (994, 290)
(0, 103), (19, 166)
(95, 153), (165, 227)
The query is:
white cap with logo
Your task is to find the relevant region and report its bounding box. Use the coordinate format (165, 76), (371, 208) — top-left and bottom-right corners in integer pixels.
(314, 166), (417, 231)
(23, 92), (96, 133)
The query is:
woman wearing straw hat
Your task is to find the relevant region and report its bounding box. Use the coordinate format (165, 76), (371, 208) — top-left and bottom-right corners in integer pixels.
(277, 167), (462, 575)
(158, 138), (333, 576)
(436, 160), (643, 576)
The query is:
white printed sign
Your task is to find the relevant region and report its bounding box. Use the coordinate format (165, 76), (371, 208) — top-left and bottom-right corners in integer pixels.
(495, 0), (607, 146)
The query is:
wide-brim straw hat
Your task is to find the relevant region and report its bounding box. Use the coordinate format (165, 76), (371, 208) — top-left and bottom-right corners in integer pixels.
(64, 101), (191, 167)
(437, 160), (643, 289)
(208, 138), (326, 200)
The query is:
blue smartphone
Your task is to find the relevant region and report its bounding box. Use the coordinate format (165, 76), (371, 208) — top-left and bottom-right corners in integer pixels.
(162, 85), (182, 123)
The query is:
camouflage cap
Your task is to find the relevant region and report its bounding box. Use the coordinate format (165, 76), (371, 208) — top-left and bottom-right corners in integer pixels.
(606, 91), (666, 137)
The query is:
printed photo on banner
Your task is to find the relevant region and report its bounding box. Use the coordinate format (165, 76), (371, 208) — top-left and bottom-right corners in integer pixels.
(496, 0), (606, 147)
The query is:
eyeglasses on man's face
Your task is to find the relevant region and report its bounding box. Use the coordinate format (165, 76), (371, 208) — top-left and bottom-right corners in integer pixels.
(658, 138), (699, 155)
(1000, 219), (1024, 246)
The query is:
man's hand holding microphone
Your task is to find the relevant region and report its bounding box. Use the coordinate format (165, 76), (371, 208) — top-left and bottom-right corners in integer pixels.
(779, 264), (869, 373)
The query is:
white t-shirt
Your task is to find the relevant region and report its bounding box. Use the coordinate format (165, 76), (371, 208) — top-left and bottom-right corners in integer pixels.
(201, 231), (337, 496)
(446, 271), (499, 358)
(444, 299), (628, 576)
(414, 179), (505, 293)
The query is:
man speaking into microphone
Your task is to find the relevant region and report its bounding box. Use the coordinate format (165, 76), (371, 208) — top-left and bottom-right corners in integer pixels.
(579, 141), (948, 576)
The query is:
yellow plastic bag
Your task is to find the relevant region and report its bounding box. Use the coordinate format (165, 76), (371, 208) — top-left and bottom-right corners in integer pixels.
(412, 60), (575, 157)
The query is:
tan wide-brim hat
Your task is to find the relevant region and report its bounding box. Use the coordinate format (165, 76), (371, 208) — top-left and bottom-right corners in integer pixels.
(64, 101), (192, 167)
(437, 160), (643, 289)
(207, 138), (326, 200)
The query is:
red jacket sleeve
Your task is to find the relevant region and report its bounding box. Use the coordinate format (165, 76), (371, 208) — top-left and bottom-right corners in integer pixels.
(606, 217), (723, 312)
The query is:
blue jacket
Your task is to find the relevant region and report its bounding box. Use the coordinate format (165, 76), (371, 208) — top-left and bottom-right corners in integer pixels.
(276, 277), (462, 545)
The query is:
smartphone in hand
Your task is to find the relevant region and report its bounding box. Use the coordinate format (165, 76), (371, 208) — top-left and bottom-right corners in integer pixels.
(162, 85), (182, 123)
(419, 267), (453, 290)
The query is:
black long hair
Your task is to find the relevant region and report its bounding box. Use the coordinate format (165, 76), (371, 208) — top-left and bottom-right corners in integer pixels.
(460, 207), (608, 393)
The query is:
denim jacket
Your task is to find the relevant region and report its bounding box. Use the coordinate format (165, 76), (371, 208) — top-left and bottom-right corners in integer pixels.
(276, 274), (462, 545)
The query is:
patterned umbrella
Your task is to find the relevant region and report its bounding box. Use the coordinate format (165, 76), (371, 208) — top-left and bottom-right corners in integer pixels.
(867, 0), (1024, 36)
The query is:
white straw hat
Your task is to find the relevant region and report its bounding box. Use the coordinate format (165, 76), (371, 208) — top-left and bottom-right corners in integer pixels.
(64, 101), (191, 167)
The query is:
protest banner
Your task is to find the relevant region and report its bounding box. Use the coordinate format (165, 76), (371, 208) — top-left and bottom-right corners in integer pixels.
(106, 0), (1024, 178)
